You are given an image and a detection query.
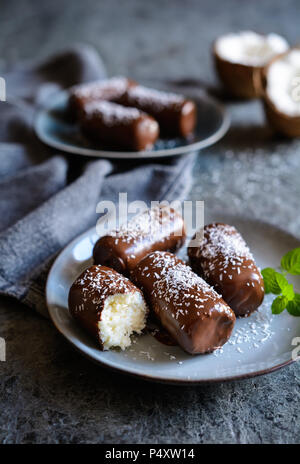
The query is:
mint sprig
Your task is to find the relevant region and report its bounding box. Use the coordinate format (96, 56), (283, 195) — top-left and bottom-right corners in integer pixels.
(281, 247), (300, 275)
(271, 295), (288, 314)
(262, 247), (300, 317)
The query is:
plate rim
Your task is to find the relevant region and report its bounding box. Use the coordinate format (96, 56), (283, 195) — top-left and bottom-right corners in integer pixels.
(34, 90), (231, 159)
(46, 216), (300, 385)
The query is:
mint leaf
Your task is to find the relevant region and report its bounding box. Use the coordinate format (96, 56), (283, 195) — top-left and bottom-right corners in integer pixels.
(281, 283), (295, 301)
(261, 268), (288, 294)
(271, 295), (288, 314)
(275, 272), (289, 291)
(286, 294), (300, 316)
(262, 248), (300, 317)
(281, 248), (300, 275)
(261, 268), (275, 294)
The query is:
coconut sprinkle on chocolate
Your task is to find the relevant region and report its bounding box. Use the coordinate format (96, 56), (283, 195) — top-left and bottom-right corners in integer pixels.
(83, 100), (142, 126)
(192, 223), (257, 279)
(125, 85), (185, 112)
(71, 76), (130, 101)
(135, 251), (233, 322)
(110, 207), (181, 245)
(72, 266), (133, 314)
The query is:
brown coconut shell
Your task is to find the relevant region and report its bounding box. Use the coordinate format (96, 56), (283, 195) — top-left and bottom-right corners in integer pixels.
(213, 41), (264, 99)
(259, 48), (300, 138)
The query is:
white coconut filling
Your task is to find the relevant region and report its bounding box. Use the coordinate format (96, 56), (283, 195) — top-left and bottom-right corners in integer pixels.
(215, 31), (288, 66)
(266, 49), (300, 116)
(98, 292), (148, 350)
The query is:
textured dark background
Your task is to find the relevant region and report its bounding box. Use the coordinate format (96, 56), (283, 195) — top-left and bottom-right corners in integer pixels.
(0, 0), (300, 444)
(1, 0), (300, 81)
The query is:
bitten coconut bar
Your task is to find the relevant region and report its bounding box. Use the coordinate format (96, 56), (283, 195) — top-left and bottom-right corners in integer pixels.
(68, 265), (148, 350)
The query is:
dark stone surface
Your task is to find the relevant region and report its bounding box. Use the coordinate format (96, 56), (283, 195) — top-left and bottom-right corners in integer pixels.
(0, 297), (299, 444)
(0, 0), (300, 444)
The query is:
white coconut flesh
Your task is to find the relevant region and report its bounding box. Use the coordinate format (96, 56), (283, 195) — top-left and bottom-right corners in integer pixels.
(215, 31), (289, 66)
(266, 49), (300, 117)
(98, 291), (148, 350)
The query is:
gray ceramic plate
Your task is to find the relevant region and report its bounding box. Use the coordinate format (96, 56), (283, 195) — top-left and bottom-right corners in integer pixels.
(34, 90), (230, 159)
(46, 213), (300, 384)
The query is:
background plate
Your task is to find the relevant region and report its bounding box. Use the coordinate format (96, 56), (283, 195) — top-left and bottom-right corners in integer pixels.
(46, 214), (300, 384)
(34, 89), (230, 159)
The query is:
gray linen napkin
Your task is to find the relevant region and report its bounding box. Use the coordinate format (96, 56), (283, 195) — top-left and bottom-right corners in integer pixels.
(0, 44), (197, 317)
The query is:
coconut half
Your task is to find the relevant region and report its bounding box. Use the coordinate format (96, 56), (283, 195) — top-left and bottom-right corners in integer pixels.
(214, 31), (289, 99)
(260, 48), (300, 137)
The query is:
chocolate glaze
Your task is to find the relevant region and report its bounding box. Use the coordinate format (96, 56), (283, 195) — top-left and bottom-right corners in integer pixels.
(188, 223), (265, 317)
(69, 76), (136, 117)
(68, 265), (144, 349)
(93, 206), (186, 276)
(146, 317), (177, 346)
(80, 100), (159, 151)
(152, 327), (178, 346)
(115, 85), (197, 138)
(131, 251), (235, 354)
